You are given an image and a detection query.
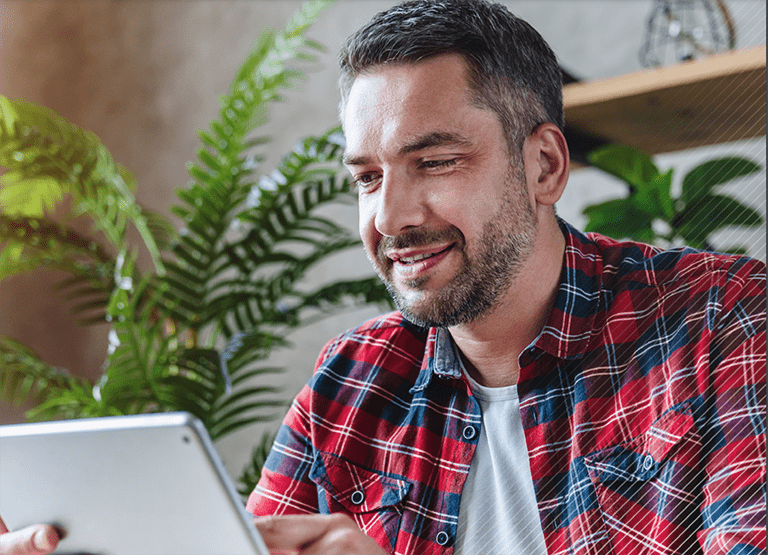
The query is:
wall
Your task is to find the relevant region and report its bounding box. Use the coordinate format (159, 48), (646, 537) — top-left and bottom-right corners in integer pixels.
(1, 0), (765, 478)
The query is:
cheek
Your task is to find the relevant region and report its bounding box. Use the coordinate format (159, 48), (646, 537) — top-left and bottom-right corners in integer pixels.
(429, 180), (487, 220)
(358, 203), (380, 256)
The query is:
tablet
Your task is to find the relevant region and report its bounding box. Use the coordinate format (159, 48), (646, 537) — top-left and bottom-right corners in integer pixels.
(0, 412), (270, 555)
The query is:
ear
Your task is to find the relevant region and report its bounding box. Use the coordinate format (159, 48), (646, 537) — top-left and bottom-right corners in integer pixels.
(522, 123), (569, 206)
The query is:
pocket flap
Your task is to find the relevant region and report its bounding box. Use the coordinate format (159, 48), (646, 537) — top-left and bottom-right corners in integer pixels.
(309, 452), (411, 513)
(585, 404), (698, 482)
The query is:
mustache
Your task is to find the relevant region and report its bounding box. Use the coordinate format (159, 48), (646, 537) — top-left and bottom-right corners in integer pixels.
(376, 227), (464, 259)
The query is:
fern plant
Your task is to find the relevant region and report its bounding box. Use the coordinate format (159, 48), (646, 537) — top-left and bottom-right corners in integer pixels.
(0, 0), (391, 493)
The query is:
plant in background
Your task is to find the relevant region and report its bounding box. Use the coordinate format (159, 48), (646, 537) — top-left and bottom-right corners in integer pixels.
(582, 143), (764, 253)
(0, 0), (391, 496)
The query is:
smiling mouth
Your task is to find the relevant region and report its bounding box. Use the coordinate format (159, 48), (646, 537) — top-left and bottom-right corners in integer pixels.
(395, 245), (453, 265)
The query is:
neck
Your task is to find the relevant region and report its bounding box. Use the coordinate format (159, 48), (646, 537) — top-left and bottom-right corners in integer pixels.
(449, 215), (565, 388)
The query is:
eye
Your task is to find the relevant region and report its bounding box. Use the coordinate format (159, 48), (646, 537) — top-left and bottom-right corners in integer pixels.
(352, 172), (382, 191)
(419, 158), (457, 170)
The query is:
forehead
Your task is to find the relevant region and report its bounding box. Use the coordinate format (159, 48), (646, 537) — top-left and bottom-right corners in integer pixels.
(341, 54), (494, 159)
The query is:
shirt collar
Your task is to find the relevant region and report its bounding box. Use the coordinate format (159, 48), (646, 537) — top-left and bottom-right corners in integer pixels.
(411, 219), (604, 392)
(411, 327), (460, 393)
(532, 219), (603, 360)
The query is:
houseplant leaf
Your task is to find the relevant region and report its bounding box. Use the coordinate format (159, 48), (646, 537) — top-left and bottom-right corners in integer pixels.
(676, 194), (764, 246)
(629, 168), (674, 220)
(585, 144), (764, 251)
(0, 173), (62, 217)
(0, 97), (166, 274)
(587, 144), (661, 191)
(0, 0), (394, 489)
(583, 197), (655, 241)
(681, 157), (762, 204)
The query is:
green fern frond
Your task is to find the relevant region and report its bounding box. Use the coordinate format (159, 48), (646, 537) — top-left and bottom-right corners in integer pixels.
(162, 4), (330, 332)
(296, 277), (394, 316)
(0, 215), (116, 323)
(96, 258), (174, 415)
(0, 335), (102, 423)
(242, 129), (348, 224)
(0, 213), (114, 281)
(1, 1), (392, 488)
(159, 335), (286, 441)
(0, 96), (165, 274)
(26, 382), (122, 421)
(0, 336), (76, 405)
(141, 206), (177, 251)
(202, 236), (363, 336)
(188, 129), (357, 334)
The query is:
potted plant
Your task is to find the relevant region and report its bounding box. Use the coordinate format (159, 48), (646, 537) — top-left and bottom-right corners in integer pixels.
(0, 0), (391, 497)
(582, 143), (764, 253)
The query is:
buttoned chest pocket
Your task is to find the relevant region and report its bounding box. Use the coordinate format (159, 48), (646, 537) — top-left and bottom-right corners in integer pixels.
(309, 452), (412, 552)
(583, 405), (704, 555)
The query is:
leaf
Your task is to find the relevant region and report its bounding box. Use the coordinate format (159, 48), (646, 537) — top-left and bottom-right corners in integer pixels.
(676, 194), (765, 245)
(681, 157), (762, 205)
(0, 173), (63, 217)
(0, 243), (24, 275)
(0, 2), (389, 456)
(0, 335), (90, 409)
(0, 96), (165, 274)
(0, 95), (19, 134)
(294, 277), (394, 319)
(582, 198), (655, 241)
(652, 168), (675, 220)
(587, 144), (661, 191)
(721, 246), (749, 256)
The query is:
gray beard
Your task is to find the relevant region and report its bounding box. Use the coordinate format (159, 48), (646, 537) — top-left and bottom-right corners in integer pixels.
(373, 176), (536, 328)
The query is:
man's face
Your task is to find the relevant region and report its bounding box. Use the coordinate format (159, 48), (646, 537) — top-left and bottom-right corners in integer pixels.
(342, 54), (538, 328)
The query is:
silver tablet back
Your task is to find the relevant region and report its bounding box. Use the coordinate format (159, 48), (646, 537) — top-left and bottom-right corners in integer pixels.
(0, 412), (269, 555)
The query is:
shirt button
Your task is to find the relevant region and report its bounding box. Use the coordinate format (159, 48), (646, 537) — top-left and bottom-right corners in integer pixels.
(642, 455), (654, 471)
(462, 425), (477, 440)
(435, 531), (450, 546)
(350, 490), (365, 505)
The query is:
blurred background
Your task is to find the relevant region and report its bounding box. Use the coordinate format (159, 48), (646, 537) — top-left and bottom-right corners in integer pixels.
(1, 0), (765, 476)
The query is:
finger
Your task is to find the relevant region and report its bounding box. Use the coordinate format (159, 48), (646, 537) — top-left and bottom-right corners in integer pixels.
(254, 514), (385, 555)
(295, 523), (386, 555)
(0, 516), (9, 535)
(256, 514), (332, 552)
(0, 524), (60, 555)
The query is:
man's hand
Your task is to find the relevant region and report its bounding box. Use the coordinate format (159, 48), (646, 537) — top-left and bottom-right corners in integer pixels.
(254, 514), (389, 555)
(0, 516), (59, 555)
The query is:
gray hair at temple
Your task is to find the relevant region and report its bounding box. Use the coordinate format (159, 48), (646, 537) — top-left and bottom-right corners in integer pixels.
(338, 0), (565, 153)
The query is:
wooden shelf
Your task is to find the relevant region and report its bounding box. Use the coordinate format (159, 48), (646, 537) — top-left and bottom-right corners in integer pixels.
(563, 45), (766, 159)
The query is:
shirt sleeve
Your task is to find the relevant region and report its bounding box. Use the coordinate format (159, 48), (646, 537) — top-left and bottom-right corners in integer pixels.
(696, 257), (766, 555)
(246, 391), (320, 516)
(245, 344), (331, 516)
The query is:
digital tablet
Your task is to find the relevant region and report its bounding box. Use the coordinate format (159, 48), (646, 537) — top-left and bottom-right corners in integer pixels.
(0, 412), (270, 555)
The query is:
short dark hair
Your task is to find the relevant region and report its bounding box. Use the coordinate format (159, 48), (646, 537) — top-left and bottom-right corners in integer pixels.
(338, 0), (564, 152)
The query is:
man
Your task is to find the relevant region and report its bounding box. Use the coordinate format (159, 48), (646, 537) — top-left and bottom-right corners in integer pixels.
(247, 1), (767, 554)
(2, 1), (765, 554)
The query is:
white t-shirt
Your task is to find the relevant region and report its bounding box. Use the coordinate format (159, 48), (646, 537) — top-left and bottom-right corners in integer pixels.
(455, 370), (548, 555)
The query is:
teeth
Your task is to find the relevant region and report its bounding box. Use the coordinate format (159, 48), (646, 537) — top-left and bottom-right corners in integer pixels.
(400, 252), (436, 264)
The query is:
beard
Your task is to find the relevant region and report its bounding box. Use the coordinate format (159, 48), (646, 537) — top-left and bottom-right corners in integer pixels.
(370, 167), (537, 328)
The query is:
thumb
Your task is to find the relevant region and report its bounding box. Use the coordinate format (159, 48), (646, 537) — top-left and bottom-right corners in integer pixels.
(0, 521), (60, 555)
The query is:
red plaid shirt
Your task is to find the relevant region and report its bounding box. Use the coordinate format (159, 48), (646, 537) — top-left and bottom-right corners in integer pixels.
(247, 222), (767, 555)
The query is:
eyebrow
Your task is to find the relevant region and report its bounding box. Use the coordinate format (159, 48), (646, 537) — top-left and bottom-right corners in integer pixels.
(399, 131), (473, 154)
(343, 131), (473, 166)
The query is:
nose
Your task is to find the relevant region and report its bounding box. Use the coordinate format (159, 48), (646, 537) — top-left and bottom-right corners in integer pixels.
(374, 170), (426, 237)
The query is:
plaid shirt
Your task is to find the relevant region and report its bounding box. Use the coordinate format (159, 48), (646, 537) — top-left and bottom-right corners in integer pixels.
(247, 222), (767, 555)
